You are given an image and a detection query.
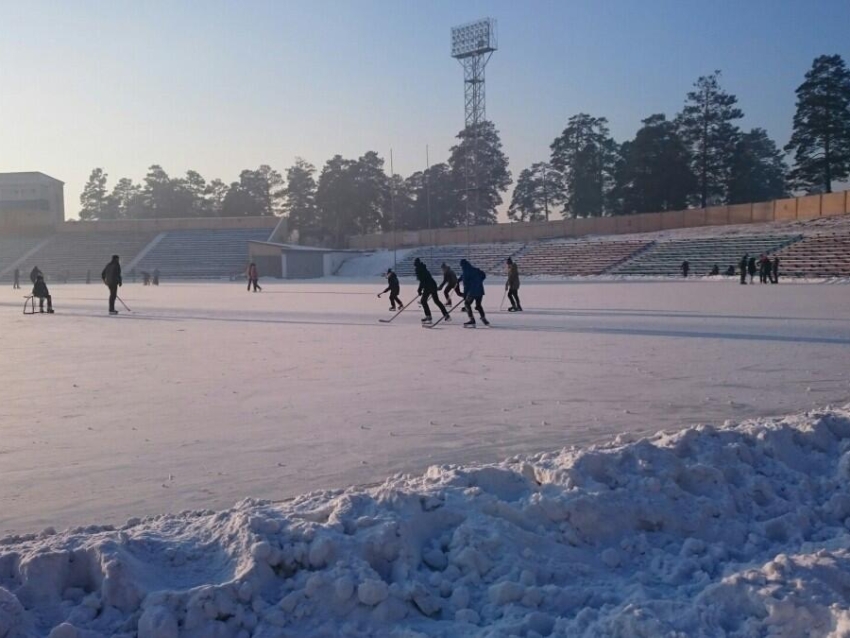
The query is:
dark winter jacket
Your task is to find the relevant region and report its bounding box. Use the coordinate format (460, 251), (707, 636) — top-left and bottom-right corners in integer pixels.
(414, 261), (437, 293)
(102, 259), (122, 287)
(747, 258), (757, 275)
(30, 267), (42, 284)
(439, 268), (458, 291)
(383, 271), (400, 294)
(739, 255), (748, 271)
(32, 278), (50, 298)
(459, 259), (486, 298)
(506, 263), (520, 290)
(248, 264), (258, 280)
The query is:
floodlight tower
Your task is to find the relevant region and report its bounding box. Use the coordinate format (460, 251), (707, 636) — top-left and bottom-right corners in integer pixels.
(451, 18), (497, 248)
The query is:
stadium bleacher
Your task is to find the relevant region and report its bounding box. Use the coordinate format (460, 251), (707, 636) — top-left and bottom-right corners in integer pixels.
(392, 242), (525, 277)
(514, 239), (653, 276)
(18, 232), (158, 282)
(0, 235), (49, 276)
(610, 235), (802, 276)
(772, 233), (850, 278)
(134, 228), (272, 279)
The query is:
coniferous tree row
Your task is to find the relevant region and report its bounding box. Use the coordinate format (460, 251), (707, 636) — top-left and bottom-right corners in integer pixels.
(79, 54), (850, 236)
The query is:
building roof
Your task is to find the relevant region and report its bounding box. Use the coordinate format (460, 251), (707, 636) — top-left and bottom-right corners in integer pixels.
(0, 172), (64, 185)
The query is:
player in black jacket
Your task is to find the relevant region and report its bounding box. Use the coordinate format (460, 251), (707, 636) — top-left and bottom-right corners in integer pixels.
(101, 255), (123, 315)
(378, 268), (403, 310)
(438, 263), (461, 305)
(414, 258), (449, 324)
(32, 274), (54, 313)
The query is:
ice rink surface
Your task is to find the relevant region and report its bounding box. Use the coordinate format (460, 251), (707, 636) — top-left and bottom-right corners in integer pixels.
(1, 277), (849, 535)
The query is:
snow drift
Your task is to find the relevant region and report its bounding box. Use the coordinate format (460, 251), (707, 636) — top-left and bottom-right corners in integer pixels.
(3, 406), (850, 637)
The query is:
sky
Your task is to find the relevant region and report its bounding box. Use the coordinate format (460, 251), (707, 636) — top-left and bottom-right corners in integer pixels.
(1, 0), (849, 221)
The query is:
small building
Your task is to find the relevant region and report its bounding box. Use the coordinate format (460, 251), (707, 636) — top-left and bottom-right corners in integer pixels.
(0, 172), (65, 231)
(248, 241), (364, 279)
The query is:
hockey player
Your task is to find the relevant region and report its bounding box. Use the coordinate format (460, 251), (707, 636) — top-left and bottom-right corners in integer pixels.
(414, 258), (449, 324)
(101, 255), (122, 315)
(505, 258), (522, 311)
(378, 268), (403, 310)
(459, 258), (489, 327)
(13, 268), (20, 289)
(438, 263), (461, 304)
(30, 266), (43, 285)
(32, 274), (54, 313)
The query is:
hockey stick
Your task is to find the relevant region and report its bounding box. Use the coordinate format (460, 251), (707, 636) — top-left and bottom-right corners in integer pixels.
(499, 289), (507, 311)
(379, 295), (419, 323)
(116, 295), (132, 312)
(423, 297), (468, 329)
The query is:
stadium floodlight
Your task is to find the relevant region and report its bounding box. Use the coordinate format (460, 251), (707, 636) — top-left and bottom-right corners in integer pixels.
(450, 18), (498, 255)
(451, 18), (497, 59)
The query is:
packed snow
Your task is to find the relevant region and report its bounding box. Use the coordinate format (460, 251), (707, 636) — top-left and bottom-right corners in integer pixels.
(2, 277), (850, 635)
(2, 405), (850, 637)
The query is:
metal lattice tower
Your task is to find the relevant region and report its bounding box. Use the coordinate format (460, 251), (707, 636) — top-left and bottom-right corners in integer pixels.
(451, 18), (497, 243)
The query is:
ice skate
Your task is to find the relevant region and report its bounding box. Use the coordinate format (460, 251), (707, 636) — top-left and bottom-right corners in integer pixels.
(464, 319), (476, 328)
(110, 310), (119, 315)
(421, 316), (432, 324)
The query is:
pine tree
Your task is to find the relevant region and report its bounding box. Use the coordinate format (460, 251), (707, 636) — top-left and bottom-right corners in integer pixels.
(508, 163), (563, 222)
(79, 168), (109, 220)
(616, 114), (695, 214)
(728, 129), (788, 204)
(447, 121), (512, 225)
(676, 71), (743, 207)
(107, 178), (143, 219)
(316, 155), (358, 247)
(785, 54), (850, 193)
(549, 114), (618, 217)
(282, 158), (318, 240)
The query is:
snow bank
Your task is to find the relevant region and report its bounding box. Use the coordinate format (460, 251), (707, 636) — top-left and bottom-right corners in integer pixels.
(336, 249), (415, 278)
(3, 405), (850, 637)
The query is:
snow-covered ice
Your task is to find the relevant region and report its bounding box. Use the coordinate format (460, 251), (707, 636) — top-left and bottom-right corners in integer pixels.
(1, 278), (849, 538)
(1, 278), (850, 635)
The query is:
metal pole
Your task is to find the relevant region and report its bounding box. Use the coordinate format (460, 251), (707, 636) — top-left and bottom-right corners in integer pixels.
(426, 145), (433, 266)
(390, 148), (396, 269)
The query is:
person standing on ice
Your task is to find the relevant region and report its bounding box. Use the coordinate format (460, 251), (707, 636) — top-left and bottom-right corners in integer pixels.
(438, 263), (461, 305)
(771, 256), (780, 284)
(13, 267), (20, 289)
(459, 258), (489, 327)
(378, 268), (403, 310)
(506, 257), (522, 311)
(247, 262), (261, 292)
(738, 254), (748, 285)
(101, 254), (122, 315)
(414, 258), (450, 324)
(681, 260), (690, 278)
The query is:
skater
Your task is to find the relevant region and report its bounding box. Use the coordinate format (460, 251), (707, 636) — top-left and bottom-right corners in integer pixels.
(32, 274), (54, 313)
(771, 256), (780, 284)
(247, 262), (261, 292)
(438, 263), (461, 304)
(101, 254), (122, 315)
(459, 258), (489, 327)
(681, 260), (690, 278)
(153, 269), (160, 286)
(378, 268), (403, 310)
(30, 265), (42, 285)
(738, 254), (748, 285)
(506, 257), (522, 311)
(708, 264), (720, 276)
(725, 265), (735, 277)
(747, 256), (757, 284)
(413, 258), (449, 324)
(13, 267), (20, 289)
(142, 272), (151, 286)
(758, 254), (770, 284)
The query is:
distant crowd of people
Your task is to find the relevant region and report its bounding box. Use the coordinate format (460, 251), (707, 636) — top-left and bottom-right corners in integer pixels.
(680, 253), (780, 283)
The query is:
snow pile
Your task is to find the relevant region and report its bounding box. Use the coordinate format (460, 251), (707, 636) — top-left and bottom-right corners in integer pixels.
(3, 406), (850, 637)
(336, 249), (415, 278)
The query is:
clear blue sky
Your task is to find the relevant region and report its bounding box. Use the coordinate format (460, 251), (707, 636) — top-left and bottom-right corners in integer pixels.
(1, 0), (849, 220)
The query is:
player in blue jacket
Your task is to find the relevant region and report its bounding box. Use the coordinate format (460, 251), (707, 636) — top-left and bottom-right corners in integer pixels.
(458, 259), (489, 327)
